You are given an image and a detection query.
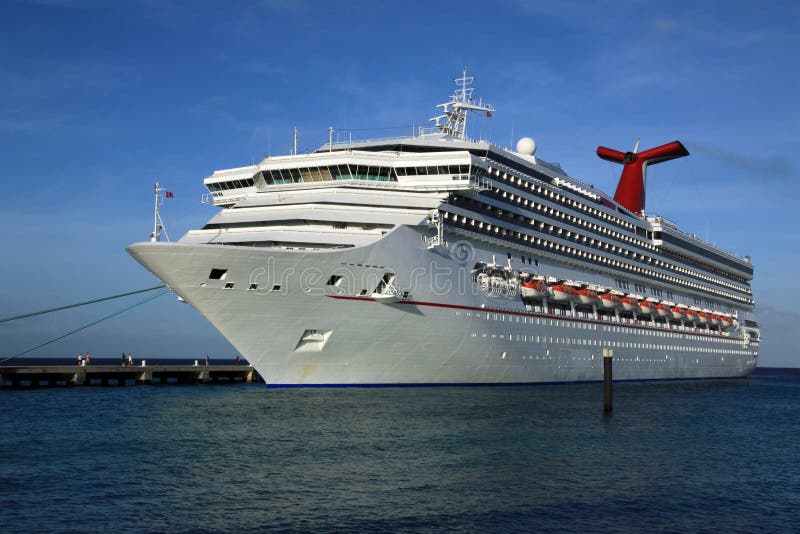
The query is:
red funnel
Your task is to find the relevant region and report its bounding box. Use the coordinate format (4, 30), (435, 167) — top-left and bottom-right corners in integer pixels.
(597, 141), (689, 215)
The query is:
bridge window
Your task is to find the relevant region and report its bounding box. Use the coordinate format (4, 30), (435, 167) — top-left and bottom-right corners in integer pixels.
(205, 177), (255, 193)
(260, 165), (397, 184)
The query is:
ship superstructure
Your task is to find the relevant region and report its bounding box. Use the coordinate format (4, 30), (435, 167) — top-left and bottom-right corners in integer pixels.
(128, 70), (759, 386)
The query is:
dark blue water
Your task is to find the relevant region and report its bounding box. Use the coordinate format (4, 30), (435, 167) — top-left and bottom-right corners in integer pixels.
(2, 368), (798, 532)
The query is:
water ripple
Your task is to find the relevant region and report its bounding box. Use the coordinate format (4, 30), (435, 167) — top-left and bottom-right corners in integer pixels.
(1, 369), (798, 531)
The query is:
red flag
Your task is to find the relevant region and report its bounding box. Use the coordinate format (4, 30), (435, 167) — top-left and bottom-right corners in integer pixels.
(165, 191), (174, 198)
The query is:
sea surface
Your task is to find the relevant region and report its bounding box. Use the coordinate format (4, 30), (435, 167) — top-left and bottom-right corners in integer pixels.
(1, 366), (798, 532)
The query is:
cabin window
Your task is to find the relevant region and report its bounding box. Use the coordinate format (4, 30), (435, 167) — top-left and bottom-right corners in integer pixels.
(271, 285), (281, 292)
(224, 282), (234, 289)
(327, 275), (343, 286)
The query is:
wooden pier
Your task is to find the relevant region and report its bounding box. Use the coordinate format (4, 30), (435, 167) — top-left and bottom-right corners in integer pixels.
(0, 364), (262, 388)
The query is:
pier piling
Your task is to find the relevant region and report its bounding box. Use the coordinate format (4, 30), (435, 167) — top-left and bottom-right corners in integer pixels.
(603, 348), (613, 413)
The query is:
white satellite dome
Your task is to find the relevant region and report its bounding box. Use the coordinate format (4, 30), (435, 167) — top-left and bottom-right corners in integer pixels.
(516, 137), (536, 156)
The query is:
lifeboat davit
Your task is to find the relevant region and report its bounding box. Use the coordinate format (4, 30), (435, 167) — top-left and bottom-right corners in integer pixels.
(550, 283), (577, 302)
(519, 276), (549, 299)
(598, 290), (622, 309)
(620, 295), (639, 312)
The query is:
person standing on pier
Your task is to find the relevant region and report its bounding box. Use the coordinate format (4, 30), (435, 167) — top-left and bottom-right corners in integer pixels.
(85, 353), (91, 365)
(77, 353), (83, 366)
(205, 354), (209, 367)
(121, 353), (126, 366)
(128, 353), (133, 366)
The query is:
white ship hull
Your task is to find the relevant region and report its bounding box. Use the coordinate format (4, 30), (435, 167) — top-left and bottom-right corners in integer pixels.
(128, 227), (758, 386)
(129, 72), (760, 386)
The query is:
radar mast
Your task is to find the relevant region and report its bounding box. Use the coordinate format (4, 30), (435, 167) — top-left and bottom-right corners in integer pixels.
(430, 67), (495, 140)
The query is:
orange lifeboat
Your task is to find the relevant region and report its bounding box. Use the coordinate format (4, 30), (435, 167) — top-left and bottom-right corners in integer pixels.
(551, 283), (578, 302)
(598, 290), (622, 309)
(638, 297), (654, 315)
(684, 307), (697, 322)
(620, 294), (639, 312)
(654, 301), (670, 317)
(669, 304), (685, 320)
(575, 287), (599, 305)
(709, 313), (721, 326)
(720, 314), (733, 330)
(519, 276), (549, 299)
(696, 309), (710, 324)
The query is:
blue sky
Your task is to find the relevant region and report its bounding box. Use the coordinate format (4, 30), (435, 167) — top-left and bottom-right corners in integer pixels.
(1, 0), (798, 366)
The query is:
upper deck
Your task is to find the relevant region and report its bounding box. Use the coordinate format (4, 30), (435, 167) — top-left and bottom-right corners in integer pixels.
(189, 68), (753, 301)
(201, 132), (751, 275)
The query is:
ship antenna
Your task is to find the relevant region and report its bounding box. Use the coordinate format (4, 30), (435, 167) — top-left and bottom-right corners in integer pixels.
(457, 66), (470, 138)
(150, 180), (171, 242)
(151, 180), (161, 242)
(430, 66), (495, 140)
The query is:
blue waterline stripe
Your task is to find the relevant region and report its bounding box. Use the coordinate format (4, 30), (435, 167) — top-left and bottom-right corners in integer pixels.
(266, 375), (750, 388)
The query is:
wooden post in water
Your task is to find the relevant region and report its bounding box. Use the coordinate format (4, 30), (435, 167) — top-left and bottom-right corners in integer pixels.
(603, 347), (613, 413)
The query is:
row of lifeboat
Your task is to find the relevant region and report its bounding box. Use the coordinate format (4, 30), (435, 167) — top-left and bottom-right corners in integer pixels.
(519, 275), (734, 329)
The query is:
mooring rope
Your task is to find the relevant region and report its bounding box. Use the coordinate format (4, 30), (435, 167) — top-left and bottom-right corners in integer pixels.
(0, 285), (167, 324)
(0, 288), (171, 364)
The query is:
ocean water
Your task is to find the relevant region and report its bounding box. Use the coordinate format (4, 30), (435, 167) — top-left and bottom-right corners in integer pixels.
(1, 368), (798, 532)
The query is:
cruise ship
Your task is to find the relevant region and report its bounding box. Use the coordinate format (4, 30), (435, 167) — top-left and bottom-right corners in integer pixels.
(128, 70), (759, 386)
